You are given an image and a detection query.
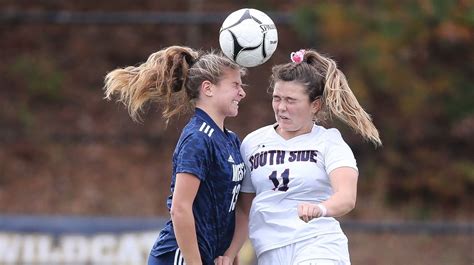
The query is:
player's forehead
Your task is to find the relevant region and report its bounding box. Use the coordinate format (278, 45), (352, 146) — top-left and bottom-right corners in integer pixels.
(273, 81), (308, 99)
(219, 68), (242, 83)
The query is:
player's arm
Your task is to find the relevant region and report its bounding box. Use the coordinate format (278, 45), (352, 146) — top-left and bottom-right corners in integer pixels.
(215, 192), (255, 265)
(324, 166), (358, 216)
(171, 172), (202, 265)
(298, 167), (358, 222)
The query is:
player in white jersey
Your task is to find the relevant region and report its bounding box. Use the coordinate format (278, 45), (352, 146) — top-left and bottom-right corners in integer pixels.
(215, 49), (382, 265)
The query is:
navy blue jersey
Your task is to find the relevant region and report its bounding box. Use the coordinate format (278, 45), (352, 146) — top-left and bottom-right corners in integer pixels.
(150, 108), (245, 265)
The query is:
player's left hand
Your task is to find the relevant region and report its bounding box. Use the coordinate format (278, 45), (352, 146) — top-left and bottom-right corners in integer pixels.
(297, 202), (320, 222)
(214, 255), (238, 265)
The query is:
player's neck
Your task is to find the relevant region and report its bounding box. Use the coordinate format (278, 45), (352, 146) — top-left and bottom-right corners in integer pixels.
(196, 105), (225, 131)
(275, 123), (313, 140)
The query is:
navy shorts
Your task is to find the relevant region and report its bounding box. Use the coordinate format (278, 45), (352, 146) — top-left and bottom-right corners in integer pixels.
(148, 249), (186, 265)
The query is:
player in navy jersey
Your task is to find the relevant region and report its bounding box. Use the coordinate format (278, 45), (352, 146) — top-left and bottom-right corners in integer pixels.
(217, 49), (382, 265)
(104, 46), (246, 265)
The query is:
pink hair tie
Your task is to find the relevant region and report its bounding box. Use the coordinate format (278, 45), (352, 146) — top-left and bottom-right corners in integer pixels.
(290, 49), (305, 63)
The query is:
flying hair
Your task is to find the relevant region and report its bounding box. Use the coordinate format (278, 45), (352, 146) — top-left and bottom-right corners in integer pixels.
(104, 46), (245, 123)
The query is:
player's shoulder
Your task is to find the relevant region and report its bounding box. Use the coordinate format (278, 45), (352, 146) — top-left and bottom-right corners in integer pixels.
(315, 126), (350, 149)
(242, 124), (274, 145)
(295, 125), (345, 150)
(184, 117), (216, 137)
(180, 119), (216, 146)
(225, 128), (238, 139)
(311, 125), (341, 138)
(326, 127), (345, 141)
(224, 128), (243, 148)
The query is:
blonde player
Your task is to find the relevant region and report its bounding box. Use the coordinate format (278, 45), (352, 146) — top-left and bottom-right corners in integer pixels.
(104, 46), (247, 265)
(217, 49), (381, 265)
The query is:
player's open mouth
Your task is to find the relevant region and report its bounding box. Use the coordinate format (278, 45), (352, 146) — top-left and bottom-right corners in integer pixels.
(232, 100), (239, 106)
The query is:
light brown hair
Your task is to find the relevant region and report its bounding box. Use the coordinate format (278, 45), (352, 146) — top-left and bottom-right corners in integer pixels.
(104, 46), (245, 123)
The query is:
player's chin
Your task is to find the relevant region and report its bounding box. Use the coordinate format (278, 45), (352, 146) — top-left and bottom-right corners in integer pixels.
(278, 122), (294, 132)
(226, 109), (239, 117)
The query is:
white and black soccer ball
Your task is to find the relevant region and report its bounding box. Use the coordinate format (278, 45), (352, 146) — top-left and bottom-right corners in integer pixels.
(219, 8), (278, 67)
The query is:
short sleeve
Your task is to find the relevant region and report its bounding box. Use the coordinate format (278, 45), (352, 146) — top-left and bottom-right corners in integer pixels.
(175, 133), (211, 181)
(324, 129), (358, 174)
(239, 137), (256, 193)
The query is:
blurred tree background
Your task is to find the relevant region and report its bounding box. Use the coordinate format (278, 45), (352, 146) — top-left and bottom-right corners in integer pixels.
(0, 0), (473, 264)
(2, 0), (471, 219)
(290, 0), (474, 220)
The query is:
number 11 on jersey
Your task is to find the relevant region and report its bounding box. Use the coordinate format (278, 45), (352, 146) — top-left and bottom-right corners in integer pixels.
(268, 169), (290, 191)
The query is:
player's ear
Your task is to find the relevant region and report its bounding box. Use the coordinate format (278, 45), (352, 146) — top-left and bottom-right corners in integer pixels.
(201, 80), (214, 97)
(311, 96), (322, 114)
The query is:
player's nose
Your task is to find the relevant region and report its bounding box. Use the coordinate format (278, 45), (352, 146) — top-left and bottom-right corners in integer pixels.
(238, 86), (246, 98)
(278, 100), (287, 111)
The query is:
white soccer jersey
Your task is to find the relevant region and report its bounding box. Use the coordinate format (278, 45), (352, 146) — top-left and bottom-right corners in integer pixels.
(240, 124), (358, 257)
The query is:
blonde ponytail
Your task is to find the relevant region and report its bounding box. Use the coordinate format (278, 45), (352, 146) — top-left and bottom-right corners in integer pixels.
(308, 51), (382, 146)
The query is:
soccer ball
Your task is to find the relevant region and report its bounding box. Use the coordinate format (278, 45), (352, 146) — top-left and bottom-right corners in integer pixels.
(219, 8), (278, 67)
